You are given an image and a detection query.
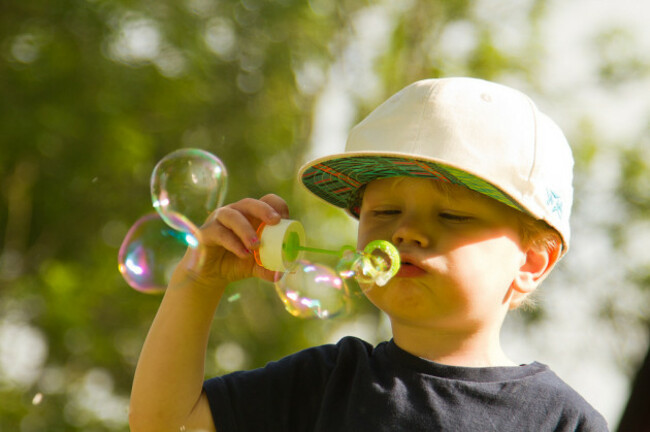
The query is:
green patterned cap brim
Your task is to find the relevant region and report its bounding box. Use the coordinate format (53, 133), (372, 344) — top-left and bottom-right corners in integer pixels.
(300, 155), (527, 217)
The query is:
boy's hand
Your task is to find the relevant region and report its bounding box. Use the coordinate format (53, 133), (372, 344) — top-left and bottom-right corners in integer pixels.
(171, 194), (289, 289)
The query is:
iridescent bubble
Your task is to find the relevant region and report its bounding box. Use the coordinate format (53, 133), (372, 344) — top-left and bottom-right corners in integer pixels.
(335, 240), (400, 289)
(274, 260), (351, 319)
(151, 148), (228, 233)
(118, 212), (204, 293)
(335, 249), (362, 279)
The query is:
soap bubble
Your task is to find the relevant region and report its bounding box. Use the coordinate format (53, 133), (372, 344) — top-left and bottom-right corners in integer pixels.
(336, 240), (401, 290)
(151, 148), (228, 233)
(118, 213), (204, 293)
(336, 249), (362, 280)
(274, 261), (351, 319)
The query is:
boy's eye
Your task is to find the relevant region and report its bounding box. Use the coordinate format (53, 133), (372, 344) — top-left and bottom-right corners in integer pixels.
(372, 209), (401, 217)
(439, 212), (474, 223)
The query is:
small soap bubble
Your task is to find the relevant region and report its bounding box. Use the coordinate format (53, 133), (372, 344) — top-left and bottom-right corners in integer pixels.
(335, 250), (362, 279)
(151, 148), (228, 233)
(363, 240), (400, 287)
(274, 260), (351, 319)
(335, 240), (400, 290)
(118, 213), (204, 293)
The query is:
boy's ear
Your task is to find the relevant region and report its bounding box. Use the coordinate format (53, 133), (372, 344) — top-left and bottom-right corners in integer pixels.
(509, 242), (561, 309)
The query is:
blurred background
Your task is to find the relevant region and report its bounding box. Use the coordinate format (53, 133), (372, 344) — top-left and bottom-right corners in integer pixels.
(1, 0), (650, 430)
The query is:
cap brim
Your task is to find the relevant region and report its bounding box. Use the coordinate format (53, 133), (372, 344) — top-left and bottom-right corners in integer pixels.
(298, 151), (526, 218)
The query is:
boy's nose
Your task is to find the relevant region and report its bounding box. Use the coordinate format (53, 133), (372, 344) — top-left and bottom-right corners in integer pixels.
(391, 218), (430, 248)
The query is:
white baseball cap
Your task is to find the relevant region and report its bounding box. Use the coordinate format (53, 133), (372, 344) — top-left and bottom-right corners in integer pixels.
(299, 77), (574, 252)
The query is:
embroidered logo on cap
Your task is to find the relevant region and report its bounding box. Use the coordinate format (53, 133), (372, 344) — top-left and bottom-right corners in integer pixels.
(546, 189), (563, 220)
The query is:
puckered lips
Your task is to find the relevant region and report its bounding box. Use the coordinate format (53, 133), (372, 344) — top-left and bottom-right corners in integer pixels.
(396, 253), (427, 278)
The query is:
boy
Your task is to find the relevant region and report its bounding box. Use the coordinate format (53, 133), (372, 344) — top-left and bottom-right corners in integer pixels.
(129, 77), (609, 431)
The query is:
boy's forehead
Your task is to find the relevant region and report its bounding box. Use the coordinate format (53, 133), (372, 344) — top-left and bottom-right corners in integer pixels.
(365, 176), (482, 200)
(361, 176), (522, 216)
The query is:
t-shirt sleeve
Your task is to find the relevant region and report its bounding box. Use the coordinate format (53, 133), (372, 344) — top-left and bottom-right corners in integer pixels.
(532, 369), (610, 432)
(559, 389), (610, 431)
(203, 342), (341, 432)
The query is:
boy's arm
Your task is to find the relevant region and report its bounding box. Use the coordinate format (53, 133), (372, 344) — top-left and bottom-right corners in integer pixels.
(129, 272), (223, 432)
(128, 195), (287, 432)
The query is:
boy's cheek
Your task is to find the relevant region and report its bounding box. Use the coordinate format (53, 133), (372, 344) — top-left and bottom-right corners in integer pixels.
(356, 230), (377, 250)
(356, 220), (370, 249)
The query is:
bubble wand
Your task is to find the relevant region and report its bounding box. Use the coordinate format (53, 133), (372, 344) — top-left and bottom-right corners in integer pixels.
(253, 219), (401, 287)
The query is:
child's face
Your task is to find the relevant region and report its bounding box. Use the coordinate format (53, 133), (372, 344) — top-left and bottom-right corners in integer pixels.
(357, 177), (527, 331)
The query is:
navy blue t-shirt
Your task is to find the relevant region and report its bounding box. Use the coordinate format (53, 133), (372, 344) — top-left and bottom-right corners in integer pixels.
(204, 336), (608, 431)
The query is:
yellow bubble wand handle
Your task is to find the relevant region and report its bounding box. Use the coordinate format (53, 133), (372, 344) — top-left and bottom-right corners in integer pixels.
(254, 219), (306, 271)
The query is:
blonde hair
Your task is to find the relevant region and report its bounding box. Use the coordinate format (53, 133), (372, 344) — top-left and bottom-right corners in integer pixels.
(517, 213), (563, 255)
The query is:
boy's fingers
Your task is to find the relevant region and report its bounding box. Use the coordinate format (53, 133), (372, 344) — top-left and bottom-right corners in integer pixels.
(252, 266), (277, 283)
(200, 221), (251, 258)
(259, 194), (290, 219)
(228, 197), (283, 226)
(209, 206), (261, 251)
(200, 195), (289, 257)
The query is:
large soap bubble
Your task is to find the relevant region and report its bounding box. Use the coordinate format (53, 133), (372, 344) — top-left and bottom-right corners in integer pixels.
(151, 148), (228, 233)
(118, 213), (204, 293)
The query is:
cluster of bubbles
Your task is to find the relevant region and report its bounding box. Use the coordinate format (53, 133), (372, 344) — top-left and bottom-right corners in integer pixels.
(274, 241), (400, 319)
(118, 148), (399, 319)
(118, 149), (226, 294)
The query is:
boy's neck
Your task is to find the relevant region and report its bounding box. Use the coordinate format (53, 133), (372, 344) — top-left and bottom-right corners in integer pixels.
(391, 321), (516, 367)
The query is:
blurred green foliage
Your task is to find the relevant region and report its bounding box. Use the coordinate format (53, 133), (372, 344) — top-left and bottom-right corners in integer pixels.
(1, 0), (649, 430)
(1, 0), (351, 429)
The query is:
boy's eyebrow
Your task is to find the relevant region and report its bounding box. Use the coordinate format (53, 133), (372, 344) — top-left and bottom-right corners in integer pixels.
(369, 180), (511, 214)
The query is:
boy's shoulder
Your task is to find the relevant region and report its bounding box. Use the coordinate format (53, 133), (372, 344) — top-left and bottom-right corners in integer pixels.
(523, 365), (609, 427)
